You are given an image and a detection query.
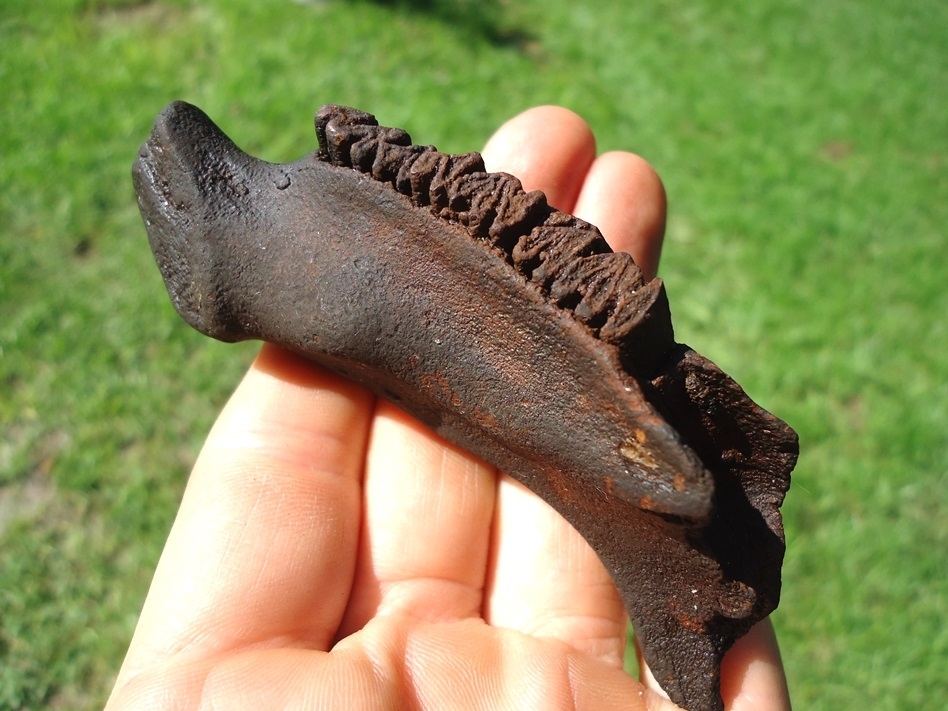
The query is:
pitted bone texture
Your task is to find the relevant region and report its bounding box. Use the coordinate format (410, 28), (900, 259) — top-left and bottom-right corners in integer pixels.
(316, 104), (674, 377)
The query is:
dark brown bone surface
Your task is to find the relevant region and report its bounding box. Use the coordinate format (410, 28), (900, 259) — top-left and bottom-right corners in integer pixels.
(133, 101), (797, 711)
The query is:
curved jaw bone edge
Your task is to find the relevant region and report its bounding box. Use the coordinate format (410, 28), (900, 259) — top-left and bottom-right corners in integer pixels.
(133, 100), (798, 711)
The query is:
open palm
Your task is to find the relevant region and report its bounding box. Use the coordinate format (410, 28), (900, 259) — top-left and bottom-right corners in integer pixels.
(107, 107), (789, 711)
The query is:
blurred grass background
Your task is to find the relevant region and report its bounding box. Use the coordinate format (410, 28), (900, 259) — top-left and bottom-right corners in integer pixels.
(1, 0), (945, 708)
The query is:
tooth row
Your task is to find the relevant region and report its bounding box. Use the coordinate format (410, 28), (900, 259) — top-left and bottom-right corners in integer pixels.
(315, 106), (674, 374)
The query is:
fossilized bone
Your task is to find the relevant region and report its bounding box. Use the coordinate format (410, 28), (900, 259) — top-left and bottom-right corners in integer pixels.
(133, 101), (797, 711)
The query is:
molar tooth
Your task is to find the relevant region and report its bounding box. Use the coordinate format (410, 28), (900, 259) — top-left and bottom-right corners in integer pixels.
(349, 136), (380, 173)
(395, 145), (436, 196)
(316, 105), (379, 166)
(372, 140), (410, 185)
(512, 224), (561, 272)
(529, 226), (605, 289)
(407, 150), (443, 205)
(444, 151), (486, 181)
(431, 153), (486, 210)
(427, 153), (456, 210)
(376, 126), (412, 146)
(444, 172), (518, 238)
(574, 252), (647, 326)
(602, 279), (675, 376)
(487, 185), (548, 253)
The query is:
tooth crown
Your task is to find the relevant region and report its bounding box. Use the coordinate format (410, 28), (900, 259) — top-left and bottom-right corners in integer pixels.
(315, 104), (673, 377)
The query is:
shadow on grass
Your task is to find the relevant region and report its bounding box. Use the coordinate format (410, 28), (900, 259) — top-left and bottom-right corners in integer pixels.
(359, 0), (535, 50)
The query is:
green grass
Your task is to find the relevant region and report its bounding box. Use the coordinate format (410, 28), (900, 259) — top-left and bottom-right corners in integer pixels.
(1, 0), (946, 708)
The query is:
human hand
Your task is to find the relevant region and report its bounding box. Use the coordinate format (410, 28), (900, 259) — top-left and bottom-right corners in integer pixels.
(106, 107), (790, 710)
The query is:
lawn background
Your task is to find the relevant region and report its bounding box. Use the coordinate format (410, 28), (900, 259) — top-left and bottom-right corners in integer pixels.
(1, 0), (945, 709)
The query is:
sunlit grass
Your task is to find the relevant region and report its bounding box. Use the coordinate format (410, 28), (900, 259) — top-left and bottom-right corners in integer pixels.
(2, 0), (945, 708)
